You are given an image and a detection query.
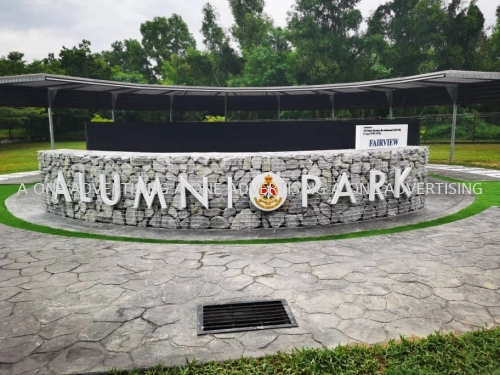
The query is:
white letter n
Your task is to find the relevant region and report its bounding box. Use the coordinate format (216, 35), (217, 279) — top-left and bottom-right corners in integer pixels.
(179, 176), (209, 209)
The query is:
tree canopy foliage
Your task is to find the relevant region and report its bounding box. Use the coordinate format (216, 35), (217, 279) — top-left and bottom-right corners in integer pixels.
(0, 0), (498, 137)
(1, 0), (496, 87)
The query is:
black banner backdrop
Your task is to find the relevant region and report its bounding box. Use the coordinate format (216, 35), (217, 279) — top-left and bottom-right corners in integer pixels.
(85, 120), (420, 153)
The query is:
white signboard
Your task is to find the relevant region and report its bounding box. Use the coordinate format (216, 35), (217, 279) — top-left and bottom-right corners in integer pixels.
(355, 124), (408, 150)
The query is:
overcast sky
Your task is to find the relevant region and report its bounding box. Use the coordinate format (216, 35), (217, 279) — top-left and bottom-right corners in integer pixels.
(0, 0), (497, 62)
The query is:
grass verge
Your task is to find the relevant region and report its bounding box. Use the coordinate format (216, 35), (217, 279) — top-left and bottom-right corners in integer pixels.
(0, 142), (499, 175)
(110, 328), (500, 375)
(425, 143), (500, 169)
(0, 176), (498, 245)
(428, 173), (463, 183)
(0, 141), (86, 174)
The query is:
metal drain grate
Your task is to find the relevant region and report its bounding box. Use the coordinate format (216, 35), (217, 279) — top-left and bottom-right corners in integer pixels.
(197, 299), (298, 335)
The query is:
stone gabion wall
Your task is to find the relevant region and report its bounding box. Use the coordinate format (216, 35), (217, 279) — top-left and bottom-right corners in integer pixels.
(38, 147), (428, 230)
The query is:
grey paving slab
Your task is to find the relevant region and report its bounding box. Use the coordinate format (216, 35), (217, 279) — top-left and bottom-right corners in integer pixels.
(5, 180), (475, 241)
(0, 172), (41, 185)
(0, 204), (500, 373)
(428, 164), (500, 181)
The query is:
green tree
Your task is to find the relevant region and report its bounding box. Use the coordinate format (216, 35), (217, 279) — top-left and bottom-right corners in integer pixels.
(102, 39), (154, 82)
(59, 40), (112, 79)
(140, 15), (196, 74)
(0, 52), (27, 76)
(437, 0), (485, 70)
(0, 107), (46, 140)
(358, 32), (394, 80)
(27, 54), (64, 75)
(229, 27), (297, 87)
(201, 3), (227, 54)
(229, 0), (273, 51)
(201, 2), (242, 85)
(287, 0), (364, 84)
(162, 48), (215, 86)
(111, 69), (148, 84)
(486, 5), (500, 71)
(366, 0), (486, 76)
(354, 5), (397, 81)
(367, 0), (443, 75)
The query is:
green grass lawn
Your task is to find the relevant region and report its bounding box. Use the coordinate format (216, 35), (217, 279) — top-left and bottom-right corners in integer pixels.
(0, 141), (499, 174)
(0, 141), (86, 174)
(111, 329), (500, 375)
(425, 143), (500, 169)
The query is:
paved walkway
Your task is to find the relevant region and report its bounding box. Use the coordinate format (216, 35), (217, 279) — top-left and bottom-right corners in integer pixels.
(1, 206), (500, 374)
(428, 164), (500, 181)
(0, 166), (499, 374)
(0, 172), (41, 185)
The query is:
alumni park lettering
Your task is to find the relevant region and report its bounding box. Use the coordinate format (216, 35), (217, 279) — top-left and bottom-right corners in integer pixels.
(30, 168), (422, 212)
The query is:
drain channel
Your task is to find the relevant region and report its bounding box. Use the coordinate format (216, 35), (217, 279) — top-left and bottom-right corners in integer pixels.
(197, 299), (298, 335)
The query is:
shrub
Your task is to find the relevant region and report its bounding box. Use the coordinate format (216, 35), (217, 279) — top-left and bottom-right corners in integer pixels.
(91, 114), (113, 122)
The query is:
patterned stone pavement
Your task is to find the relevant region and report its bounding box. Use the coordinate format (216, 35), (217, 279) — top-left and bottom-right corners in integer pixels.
(1, 207), (500, 374)
(0, 172), (41, 185)
(428, 164), (500, 181)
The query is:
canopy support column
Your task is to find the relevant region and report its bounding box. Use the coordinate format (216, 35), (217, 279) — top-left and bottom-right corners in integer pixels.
(385, 91), (393, 119)
(330, 94), (335, 120)
(447, 86), (459, 163)
(47, 89), (58, 150)
(169, 95), (174, 122)
(111, 93), (118, 122)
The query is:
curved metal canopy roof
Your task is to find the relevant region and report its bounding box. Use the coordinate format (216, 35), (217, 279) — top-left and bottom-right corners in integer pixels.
(0, 70), (500, 112)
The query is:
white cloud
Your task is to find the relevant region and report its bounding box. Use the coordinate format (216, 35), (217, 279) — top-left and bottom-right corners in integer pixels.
(0, 27), (75, 61)
(0, 0), (496, 62)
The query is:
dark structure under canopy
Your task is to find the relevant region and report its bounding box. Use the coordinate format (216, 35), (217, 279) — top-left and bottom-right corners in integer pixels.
(1, 70), (500, 161)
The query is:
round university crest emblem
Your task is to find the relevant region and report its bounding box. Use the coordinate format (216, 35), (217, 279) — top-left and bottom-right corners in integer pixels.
(249, 172), (287, 212)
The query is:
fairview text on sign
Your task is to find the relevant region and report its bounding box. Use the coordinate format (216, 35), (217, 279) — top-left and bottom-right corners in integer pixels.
(369, 139), (400, 147)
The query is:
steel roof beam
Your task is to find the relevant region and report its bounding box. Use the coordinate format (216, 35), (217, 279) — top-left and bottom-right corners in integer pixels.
(410, 82), (458, 89)
(105, 88), (143, 95)
(36, 83), (89, 91)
